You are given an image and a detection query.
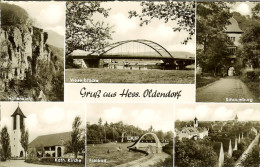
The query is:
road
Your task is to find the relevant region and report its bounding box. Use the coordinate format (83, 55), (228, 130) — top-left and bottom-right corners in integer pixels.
(0, 160), (64, 167)
(196, 77), (259, 102)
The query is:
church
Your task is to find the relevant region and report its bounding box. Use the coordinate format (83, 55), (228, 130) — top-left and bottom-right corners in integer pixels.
(8, 105), (84, 159)
(175, 117), (208, 140)
(28, 132), (72, 158)
(10, 105), (26, 158)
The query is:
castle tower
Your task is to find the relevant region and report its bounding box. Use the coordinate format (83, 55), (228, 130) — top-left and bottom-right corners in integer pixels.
(10, 105), (26, 158)
(194, 117), (198, 128)
(219, 142), (224, 167)
(238, 134), (241, 143)
(228, 139), (232, 157)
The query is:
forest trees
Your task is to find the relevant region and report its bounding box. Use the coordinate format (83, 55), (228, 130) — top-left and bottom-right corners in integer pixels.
(175, 137), (218, 167)
(87, 119), (172, 143)
(66, 2), (113, 56)
(241, 141), (260, 167)
(129, 1), (195, 44)
(197, 2), (232, 75)
(0, 126), (10, 161)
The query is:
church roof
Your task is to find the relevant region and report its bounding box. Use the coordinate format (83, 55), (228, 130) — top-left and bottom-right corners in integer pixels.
(11, 106), (26, 118)
(225, 17), (243, 33)
(29, 132), (72, 148)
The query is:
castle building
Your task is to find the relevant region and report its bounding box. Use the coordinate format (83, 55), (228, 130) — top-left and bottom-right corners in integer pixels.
(10, 105), (26, 158)
(224, 17), (243, 76)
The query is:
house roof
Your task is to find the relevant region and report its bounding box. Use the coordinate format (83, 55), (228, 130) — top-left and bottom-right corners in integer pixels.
(182, 127), (199, 135)
(29, 132), (72, 148)
(11, 106), (26, 118)
(225, 17), (243, 33)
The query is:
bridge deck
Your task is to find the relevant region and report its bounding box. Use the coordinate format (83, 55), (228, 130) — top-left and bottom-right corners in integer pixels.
(73, 55), (194, 61)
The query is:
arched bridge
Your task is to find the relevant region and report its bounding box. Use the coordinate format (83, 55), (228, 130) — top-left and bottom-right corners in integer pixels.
(72, 39), (194, 61)
(127, 132), (162, 154)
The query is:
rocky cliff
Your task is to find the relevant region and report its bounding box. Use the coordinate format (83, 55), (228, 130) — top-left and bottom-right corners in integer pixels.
(0, 24), (53, 100)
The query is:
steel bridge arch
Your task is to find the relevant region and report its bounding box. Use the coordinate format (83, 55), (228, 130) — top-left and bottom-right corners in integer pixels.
(88, 39), (173, 58)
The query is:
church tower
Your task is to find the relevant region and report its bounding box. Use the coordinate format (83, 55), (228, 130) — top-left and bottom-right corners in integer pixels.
(194, 117), (198, 128)
(234, 114), (238, 123)
(10, 105), (26, 158)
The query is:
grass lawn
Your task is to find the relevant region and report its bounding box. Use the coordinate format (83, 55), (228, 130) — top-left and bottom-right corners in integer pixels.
(65, 68), (194, 84)
(87, 142), (144, 167)
(196, 74), (220, 88)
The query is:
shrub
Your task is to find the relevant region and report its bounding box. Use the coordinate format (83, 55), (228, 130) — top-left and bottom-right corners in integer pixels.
(163, 140), (173, 155)
(87, 140), (102, 144)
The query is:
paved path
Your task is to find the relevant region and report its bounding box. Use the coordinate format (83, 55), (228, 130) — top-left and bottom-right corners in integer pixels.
(0, 160), (64, 167)
(197, 77), (259, 102)
(116, 152), (170, 167)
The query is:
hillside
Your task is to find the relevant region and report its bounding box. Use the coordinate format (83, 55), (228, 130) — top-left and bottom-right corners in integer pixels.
(45, 30), (64, 49)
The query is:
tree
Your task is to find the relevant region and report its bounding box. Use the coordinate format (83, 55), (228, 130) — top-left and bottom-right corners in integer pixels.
(98, 117), (103, 126)
(66, 2), (113, 56)
(0, 126), (10, 161)
(252, 3), (260, 19)
(197, 2), (233, 75)
(148, 125), (153, 132)
(20, 126), (29, 161)
(129, 1), (195, 44)
(240, 21), (260, 68)
(241, 145), (259, 167)
(223, 153), (235, 167)
(175, 138), (218, 167)
(156, 130), (164, 141)
(71, 116), (84, 158)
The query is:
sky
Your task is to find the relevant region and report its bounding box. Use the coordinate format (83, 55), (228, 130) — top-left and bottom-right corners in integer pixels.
(230, 2), (257, 16)
(1, 103), (85, 142)
(87, 103), (174, 132)
(95, 2), (195, 54)
(175, 104), (260, 122)
(6, 1), (65, 36)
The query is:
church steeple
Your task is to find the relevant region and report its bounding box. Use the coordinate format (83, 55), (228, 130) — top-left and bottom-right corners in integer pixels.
(194, 117), (198, 128)
(10, 104), (26, 158)
(234, 114), (238, 123)
(11, 105), (26, 130)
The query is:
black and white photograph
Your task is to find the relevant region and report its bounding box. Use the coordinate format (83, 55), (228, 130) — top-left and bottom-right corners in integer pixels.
(196, 2), (260, 103)
(0, 2), (65, 101)
(0, 102), (85, 167)
(175, 103), (260, 167)
(86, 103), (173, 167)
(65, 1), (195, 84)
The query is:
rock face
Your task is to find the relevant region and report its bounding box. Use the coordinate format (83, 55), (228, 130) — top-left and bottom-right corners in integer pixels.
(0, 24), (52, 95)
